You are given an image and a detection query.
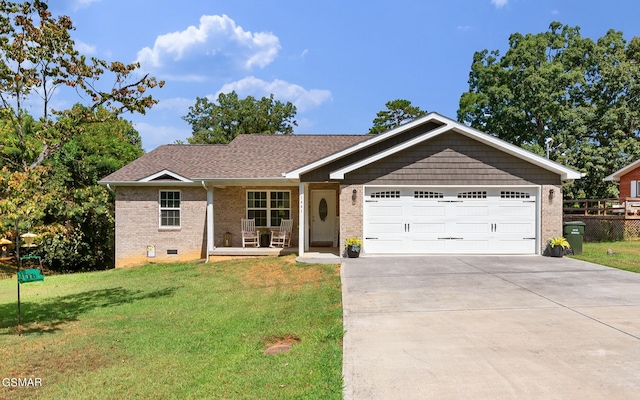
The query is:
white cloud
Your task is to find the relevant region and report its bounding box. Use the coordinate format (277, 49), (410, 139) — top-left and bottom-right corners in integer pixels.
(491, 0), (508, 8)
(457, 25), (471, 32)
(154, 97), (194, 114)
(155, 73), (208, 83)
(75, 40), (96, 55)
(71, 0), (101, 10)
(136, 14), (280, 72)
(216, 76), (332, 112)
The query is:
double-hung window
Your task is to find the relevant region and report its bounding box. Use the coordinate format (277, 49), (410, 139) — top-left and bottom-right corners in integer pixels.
(247, 190), (290, 227)
(159, 190), (181, 227)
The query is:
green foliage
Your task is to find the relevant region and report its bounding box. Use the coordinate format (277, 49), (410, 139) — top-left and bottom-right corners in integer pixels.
(183, 91), (298, 144)
(1, 108), (143, 271)
(369, 99), (427, 134)
(345, 237), (362, 252)
(345, 237), (362, 247)
(0, 0), (162, 169)
(458, 22), (640, 199)
(548, 237), (570, 249)
(0, 1), (159, 271)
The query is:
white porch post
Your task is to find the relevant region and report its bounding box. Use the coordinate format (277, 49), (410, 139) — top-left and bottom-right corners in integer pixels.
(299, 182), (307, 257)
(206, 184), (215, 261)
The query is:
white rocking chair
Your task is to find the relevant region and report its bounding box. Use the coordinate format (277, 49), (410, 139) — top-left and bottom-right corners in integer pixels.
(241, 218), (260, 248)
(270, 219), (293, 248)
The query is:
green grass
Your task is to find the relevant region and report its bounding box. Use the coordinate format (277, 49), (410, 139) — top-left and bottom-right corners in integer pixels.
(0, 256), (344, 399)
(572, 240), (640, 274)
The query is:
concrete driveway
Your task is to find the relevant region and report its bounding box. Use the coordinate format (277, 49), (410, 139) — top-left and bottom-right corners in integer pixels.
(341, 255), (640, 399)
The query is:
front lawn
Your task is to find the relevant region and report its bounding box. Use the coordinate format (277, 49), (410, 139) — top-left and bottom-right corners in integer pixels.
(0, 256), (343, 399)
(572, 241), (640, 274)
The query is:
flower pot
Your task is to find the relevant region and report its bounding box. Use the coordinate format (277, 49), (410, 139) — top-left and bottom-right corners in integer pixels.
(346, 245), (360, 258)
(549, 245), (564, 257)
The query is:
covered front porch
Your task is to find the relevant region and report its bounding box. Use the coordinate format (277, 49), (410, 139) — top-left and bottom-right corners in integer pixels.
(202, 181), (343, 260)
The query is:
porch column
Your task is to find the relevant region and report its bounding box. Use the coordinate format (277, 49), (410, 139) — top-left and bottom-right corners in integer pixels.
(206, 184), (215, 261)
(299, 182), (307, 257)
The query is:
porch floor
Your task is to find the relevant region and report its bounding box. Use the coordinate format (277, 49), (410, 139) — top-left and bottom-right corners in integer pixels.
(209, 246), (298, 256)
(208, 246), (342, 263)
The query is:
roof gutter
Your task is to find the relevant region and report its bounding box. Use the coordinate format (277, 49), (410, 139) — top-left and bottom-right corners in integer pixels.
(98, 177), (300, 187)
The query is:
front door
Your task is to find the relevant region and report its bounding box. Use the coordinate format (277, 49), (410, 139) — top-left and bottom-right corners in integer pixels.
(311, 190), (336, 246)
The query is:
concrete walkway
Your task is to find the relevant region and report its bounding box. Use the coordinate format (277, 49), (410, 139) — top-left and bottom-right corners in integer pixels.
(341, 255), (640, 399)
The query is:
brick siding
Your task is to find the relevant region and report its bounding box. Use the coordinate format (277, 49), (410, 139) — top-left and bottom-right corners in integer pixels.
(213, 186), (299, 248)
(339, 184), (363, 255)
(115, 185), (300, 267)
(115, 186), (206, 267)
(541, 184), (563, 252)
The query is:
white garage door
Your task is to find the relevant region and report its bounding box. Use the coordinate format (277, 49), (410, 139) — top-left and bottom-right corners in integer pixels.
(363, 187), (537, 254)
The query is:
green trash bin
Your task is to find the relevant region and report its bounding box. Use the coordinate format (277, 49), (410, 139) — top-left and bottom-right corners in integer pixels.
(563, 221), (586, 255)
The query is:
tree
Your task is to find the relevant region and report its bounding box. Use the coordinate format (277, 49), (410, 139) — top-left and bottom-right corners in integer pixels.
(369, 99), (427, 134)
(0, 106), (144, 271)
(0, 1), (162, 269)
(458, 22), (640, 199)
(182, 91), (297, 144)
(37, 107), (144, 270)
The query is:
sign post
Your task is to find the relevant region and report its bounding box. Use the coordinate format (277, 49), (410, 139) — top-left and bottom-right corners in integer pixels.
(16, 228), (41, 336)
(16, 220), (21, 336)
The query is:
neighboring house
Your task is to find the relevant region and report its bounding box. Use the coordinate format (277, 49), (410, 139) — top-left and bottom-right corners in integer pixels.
(603, 158), (640, 217)
(99, 113), (582, 267)
(605, 158), (640, 198)
(561, 159), (640, 242)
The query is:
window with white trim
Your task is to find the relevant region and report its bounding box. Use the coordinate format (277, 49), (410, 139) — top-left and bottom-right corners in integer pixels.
(247, 191), (290, 227)
(159, 190), (181, 227)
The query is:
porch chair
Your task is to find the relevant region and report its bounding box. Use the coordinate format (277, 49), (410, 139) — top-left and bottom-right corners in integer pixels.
(270, 219), (293, 248)
(241, 219), (260, 248)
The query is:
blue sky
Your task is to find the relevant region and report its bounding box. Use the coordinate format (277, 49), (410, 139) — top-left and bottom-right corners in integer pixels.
(48, 0), (640, 151)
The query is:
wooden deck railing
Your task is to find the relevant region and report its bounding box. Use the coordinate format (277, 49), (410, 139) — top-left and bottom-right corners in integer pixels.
(563, 197), (640, 219)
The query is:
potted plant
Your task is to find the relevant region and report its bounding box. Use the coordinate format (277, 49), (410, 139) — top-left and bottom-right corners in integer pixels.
(345, 237), (362, 258)
(548, 237), (570, 257)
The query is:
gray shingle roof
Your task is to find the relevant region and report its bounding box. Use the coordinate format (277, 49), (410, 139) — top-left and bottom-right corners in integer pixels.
(100, 134), (370, 182)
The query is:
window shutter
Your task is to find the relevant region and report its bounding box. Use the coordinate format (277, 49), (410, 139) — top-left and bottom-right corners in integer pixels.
(632, 181), (637, 198)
